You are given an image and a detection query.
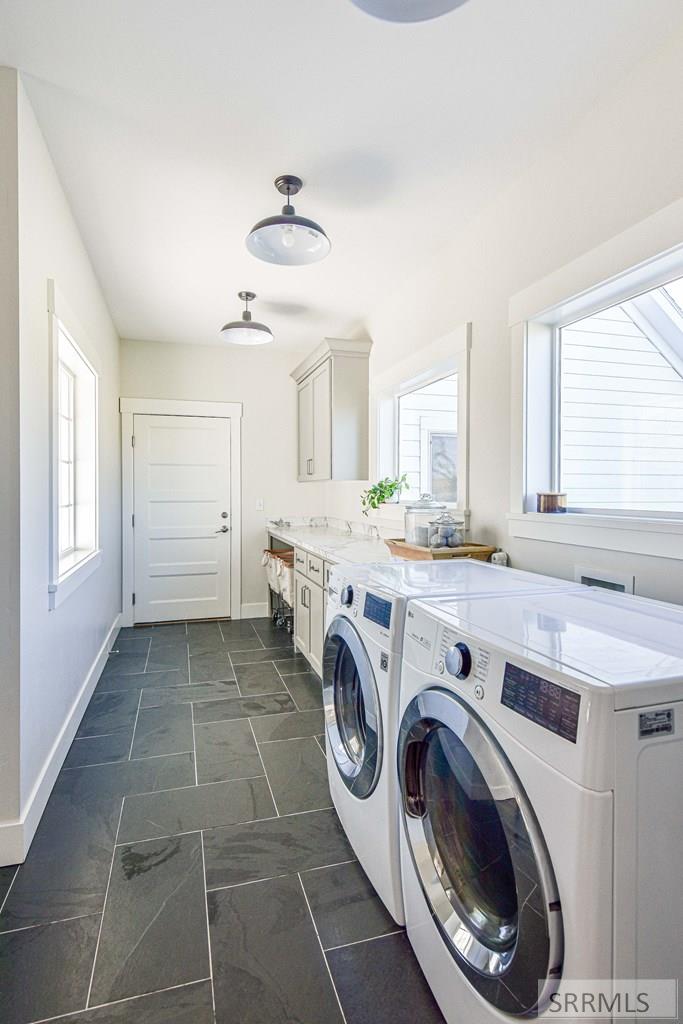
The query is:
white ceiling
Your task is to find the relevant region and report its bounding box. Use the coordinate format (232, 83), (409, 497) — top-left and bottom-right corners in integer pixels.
(1, 0), (682, 350)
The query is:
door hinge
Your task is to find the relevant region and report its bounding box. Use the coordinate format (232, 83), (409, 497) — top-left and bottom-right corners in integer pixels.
(131, 434), (136, 447)
(131, 514), (135, 528)
(132, 592), (136, 606)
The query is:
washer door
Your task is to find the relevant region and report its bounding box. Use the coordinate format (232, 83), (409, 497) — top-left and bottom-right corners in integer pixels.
(323, 615), (382, 799)
(398, 687), (563, 1017)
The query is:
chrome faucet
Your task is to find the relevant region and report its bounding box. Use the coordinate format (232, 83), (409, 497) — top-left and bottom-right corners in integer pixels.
(345, 520), (353, 535)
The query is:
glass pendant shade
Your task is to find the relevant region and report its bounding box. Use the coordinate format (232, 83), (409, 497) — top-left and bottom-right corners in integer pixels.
(220, 292), (273, 346)
(350, 0), (469, 21)
(246, 175), (331, 266)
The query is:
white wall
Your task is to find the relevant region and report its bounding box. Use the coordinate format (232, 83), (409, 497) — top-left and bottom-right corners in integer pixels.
(119, 339), (326, 613)
(321, 28), (683, 605)
(0, 70), (122, 864)
(0, 68), (22, 833)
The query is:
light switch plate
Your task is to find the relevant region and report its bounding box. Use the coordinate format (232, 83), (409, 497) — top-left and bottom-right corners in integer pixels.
(255, 498), (264, 511)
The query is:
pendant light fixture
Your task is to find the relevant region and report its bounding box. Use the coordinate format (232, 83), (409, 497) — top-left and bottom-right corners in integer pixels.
(246, 175), (331, 266)
(220, 291), (273, 346)
(350, 0), (469, 21)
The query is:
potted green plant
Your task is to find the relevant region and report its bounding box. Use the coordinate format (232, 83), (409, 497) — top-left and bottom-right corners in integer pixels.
(360, 474), (408, 516)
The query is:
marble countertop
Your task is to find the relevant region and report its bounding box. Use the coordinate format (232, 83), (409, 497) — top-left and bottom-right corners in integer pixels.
(266, 518), (397, 566)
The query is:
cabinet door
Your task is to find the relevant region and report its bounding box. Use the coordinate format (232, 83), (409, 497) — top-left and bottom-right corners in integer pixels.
(297, 378), (314, 481)
(311, 361), (332, 480)
(294, 571), (310, 656)
(308, 581), (324, 677)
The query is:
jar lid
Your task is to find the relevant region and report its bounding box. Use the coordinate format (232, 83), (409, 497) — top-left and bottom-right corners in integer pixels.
(404, 493), (446, 512)
(429, 510), (462, 527)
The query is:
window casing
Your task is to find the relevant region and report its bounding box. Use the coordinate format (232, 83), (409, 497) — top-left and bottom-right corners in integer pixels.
(49, 305), (100, 608)
(397, 373), (458, 503)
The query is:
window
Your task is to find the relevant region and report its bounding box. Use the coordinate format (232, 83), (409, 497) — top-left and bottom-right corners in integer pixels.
(557, 275), (683, 515)
(398, 373), (458, 503)
(49, 313), (99, 607)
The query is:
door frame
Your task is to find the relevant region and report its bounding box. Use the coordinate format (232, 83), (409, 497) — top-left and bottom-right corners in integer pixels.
(120, 397), (243, 626)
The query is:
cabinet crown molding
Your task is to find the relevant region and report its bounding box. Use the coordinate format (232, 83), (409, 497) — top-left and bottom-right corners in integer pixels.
(290, 337), (372, 384)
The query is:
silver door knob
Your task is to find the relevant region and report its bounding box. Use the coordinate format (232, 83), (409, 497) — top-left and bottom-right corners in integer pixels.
(215, 525), (229, 533)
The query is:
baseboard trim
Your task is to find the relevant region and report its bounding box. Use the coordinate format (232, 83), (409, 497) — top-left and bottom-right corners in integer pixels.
(240, 602), (269, 620)
(0, 614), (120, 866)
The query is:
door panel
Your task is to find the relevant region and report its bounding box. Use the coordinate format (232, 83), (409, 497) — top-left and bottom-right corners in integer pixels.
(298, 378), (313, 480)
(133, 414), (231, 622)
(311, 362), (331, 480)
(294, 571), (310, 655)
(308, 582), (324, 676)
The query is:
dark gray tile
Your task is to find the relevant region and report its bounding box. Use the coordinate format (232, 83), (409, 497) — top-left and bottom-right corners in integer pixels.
(0, 914), (101, 1024)
(131, 705), (194, 758)
(194, 719), (263, 784)
(193, 691), (295, 726)
(233, 661), (285, 696)
(117, 625), (154, 640)
(90, 833), (209, 1005)
(251, 708), (325, 742)
(188, 634), (227, 657)
(151, 622), (187, 640)
(221, 636), (265, 653)
(0, 756), (195, 929)
(204, 808), (353, 889)
(76, 690), (140, 738)
(275, 654), (317, 675)
(231, 648), (293, 666)
(97, 668), (188, 694)
(284, 671), (323, 710)
(111, 636), (150, 656)
(51, 979), (214, 1023)
(187, 620), (222, 641)
(300, 861), (398, 949)
(146, 643), (189, 673)
(0, 866), (18, 910)
(219, 619), (259, 641)
(327, 931), (445, 1023)
(209, 874), (344, 1024)
(119, 777), (276, 843)
(260, 737), (329, 815)
(64, 732), (131, 768)
(140, 679), (239, 708)
(101, 651), (148, 677)
(189, 651), (235, 684)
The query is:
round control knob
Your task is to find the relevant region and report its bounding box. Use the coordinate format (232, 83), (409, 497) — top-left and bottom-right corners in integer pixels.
(341, 585), (354, 607)
(445, 642), (472, 680)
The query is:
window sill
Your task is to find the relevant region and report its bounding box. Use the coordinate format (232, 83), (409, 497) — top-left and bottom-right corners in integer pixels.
(48, 548), (102, 610)
(507, 513), (683, 561)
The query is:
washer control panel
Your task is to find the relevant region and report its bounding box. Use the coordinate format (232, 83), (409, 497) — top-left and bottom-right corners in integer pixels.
(435, 627), (489, 686)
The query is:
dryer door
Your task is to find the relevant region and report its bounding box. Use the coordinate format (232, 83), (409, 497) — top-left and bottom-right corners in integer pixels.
(398, 686), (563, 1016)
(323, 615), (382, 799)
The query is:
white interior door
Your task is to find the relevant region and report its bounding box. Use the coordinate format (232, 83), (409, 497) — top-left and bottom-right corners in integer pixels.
(133, 414), (231, 622)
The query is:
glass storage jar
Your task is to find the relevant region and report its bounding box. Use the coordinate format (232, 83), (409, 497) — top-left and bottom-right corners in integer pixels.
(429, 510), (465, 549)
(404, 494), (446, 547)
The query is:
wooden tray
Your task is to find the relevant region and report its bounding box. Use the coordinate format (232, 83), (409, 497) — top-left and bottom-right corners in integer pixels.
(385, 539), (497, 561)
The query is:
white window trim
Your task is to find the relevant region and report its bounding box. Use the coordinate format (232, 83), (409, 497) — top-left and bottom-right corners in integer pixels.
(48, 281), (101, 609)
(508, 198), (683, 560)
(372, 323), (471, 531)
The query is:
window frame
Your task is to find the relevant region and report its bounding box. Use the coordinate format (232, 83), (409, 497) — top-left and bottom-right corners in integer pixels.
(373, 324), (471, 530)
(48, 282), (101, 610)
(508, 225), (683, 561)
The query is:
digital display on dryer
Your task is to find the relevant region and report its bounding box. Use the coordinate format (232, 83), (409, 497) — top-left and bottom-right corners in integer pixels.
(501, 663), (580, 743)
(363, 593), (392, 629)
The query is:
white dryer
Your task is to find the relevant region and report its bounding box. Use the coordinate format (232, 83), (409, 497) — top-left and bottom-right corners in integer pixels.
(397, 588), (683, 1023)
(322, 559), (582, 925)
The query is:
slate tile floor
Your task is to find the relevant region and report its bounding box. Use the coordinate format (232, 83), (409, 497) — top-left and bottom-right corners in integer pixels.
(0, 616), (444, 1024)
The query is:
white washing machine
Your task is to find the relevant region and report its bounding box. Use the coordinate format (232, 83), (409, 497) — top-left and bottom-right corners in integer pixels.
(397, 588), (683, 1022)
(322, 559), (583, 925)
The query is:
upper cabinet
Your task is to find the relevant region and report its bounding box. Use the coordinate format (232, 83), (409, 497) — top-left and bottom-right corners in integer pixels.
(292, 338), (372, 483)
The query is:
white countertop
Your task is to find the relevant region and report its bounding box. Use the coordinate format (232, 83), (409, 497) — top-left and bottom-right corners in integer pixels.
(267, 520), (396, 566)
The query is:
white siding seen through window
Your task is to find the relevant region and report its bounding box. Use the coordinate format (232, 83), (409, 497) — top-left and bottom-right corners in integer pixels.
(398, 373), (458, 503)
